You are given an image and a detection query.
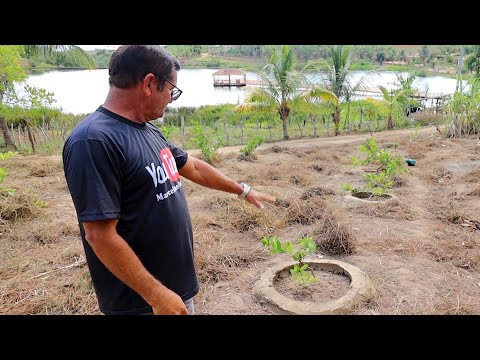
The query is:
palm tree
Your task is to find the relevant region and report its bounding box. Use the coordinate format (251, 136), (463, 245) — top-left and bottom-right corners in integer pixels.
(302, 87), (341, 135)
(314, 45), (374, 135)
(393, 72), (419, 116)
(378, 86), (409, 129)
(237, 45), (316, 140)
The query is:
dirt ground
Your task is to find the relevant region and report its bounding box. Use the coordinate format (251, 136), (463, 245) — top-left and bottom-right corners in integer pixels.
(1, 125), (479, 315)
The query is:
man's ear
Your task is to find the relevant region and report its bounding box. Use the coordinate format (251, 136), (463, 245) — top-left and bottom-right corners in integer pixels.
(144, 73), (155, 93)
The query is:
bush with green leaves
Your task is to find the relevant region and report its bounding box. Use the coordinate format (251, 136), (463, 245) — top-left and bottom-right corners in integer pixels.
(159, 123), (175, 140)
(0, 151), (17, 198)
(191, 122), (224, 164)
(261, 235), (317, 285)
(240, 135), (264, 157)
(342, 137), (407, 196)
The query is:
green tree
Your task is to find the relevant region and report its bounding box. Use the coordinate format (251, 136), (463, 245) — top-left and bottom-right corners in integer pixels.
(465, 45), (480, 78)
(1, 45), (73, 150)
(419, 46), (430, 63)
(167, 45), (206, 59)
(237, 45), (316, 140)
(376, 52), (385, 65)
(0, 46), (27, 150)
(23, 45), (95, 69)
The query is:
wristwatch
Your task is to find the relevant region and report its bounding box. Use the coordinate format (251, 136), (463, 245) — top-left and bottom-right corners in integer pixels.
(238, 182), (251, 199)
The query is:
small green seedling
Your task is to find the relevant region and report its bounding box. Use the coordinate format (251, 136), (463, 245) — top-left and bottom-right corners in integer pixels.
(261, 235), (317, 286)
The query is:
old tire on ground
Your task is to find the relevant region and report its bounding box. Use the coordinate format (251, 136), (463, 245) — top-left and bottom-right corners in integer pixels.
(344, 191), (396, 204)
(253, 259), (376, 315)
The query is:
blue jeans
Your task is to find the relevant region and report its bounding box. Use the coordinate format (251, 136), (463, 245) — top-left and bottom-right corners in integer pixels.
(184, 297), (195, 315)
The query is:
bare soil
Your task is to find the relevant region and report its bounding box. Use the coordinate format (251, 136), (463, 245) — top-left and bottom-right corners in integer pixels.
(1, 125), (480, 315)
(275, 264), (351, 302)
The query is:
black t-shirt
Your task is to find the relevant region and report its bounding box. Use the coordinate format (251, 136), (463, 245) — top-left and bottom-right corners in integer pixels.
(63, 106), (198, 314)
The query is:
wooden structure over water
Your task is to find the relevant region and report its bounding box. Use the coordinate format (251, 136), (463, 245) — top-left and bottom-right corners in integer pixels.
(213, 69), (246, 87)
(356, 87), (452, 112)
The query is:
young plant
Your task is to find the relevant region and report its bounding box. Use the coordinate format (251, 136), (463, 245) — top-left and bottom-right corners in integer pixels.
(240, 135), (264, 158)
(261, 235), (317, 286)
(191, 122), (224, 164)
(159, 123), (175, 140)
(410, 122), (421, 142)
(342, 137), (407, 196)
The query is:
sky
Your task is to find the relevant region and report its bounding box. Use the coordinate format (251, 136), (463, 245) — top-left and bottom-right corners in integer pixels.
(77, 45), (121, 51)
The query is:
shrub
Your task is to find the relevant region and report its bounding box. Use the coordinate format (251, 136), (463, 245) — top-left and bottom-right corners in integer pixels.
(261, 235), (317, 285)
(342, 137), (407, 195)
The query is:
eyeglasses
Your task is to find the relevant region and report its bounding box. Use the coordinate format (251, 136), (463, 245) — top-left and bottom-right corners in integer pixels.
(161, 77), (182, 101)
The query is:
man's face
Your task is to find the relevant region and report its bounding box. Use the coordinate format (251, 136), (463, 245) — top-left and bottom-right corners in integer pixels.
(150, 73), (178, 120)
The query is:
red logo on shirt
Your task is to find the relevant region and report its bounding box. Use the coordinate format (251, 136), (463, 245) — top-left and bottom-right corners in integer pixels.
(160, 148), (180, 182)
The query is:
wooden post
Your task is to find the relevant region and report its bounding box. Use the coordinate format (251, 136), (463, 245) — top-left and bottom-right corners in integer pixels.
(10, 123), (16, 147)
(180, 116), (185, 145)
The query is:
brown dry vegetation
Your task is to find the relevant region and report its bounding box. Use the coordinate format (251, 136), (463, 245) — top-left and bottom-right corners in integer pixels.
(1, 125), (480, 315)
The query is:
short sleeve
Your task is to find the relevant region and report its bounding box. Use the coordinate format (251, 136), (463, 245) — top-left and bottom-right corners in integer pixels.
(168, 142), (189, 169)
(63, 139), (123, 222)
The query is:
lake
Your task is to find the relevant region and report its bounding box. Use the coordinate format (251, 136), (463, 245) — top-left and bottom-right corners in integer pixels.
(21, 68), (462, 115)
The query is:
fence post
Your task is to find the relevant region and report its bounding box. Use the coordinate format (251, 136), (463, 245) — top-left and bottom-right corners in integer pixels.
(10, 123), (16, 147)
(180, 116), (185, 146)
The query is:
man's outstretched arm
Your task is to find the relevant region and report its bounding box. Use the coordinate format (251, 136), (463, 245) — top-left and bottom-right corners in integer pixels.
(178, 155), (276, 209)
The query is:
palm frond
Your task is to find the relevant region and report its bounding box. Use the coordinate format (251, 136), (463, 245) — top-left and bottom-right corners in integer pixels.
(307, 86), (339, 107)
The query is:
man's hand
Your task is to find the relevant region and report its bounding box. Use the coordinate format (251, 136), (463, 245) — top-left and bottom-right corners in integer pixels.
(150, 288), (189, 315)
(244, 189), (276, 209)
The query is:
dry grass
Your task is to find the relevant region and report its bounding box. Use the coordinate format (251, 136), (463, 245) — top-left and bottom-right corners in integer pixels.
(262, 145), (290, 154)
(348, 252), (480, 315)
(193, 225), (267, 286)
(237, 153), (257, 162)
(300, 186), (336, 200)
(286, 197), (327, 226)
(0, 190), (47, 224)
(426, 190), (478, 225)
(3, 127), (480, 315)
(7, 216), (79, 245)
(27, 159), (63, 177)
(413, 111), (449, 126)
(0, 266), (98, 315)
(466, 186), (480, 196)
(0, 212), (96, 314)
(422, 167), (453, 184)
(426, 227), (480, 271)
(460, 167), (480, 183)
(212, 196), (288, 233)
(312, 205), (356, 256)
(350, 198), (415, 221)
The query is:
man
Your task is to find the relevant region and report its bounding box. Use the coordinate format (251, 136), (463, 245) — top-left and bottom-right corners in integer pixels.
(63, 45), (275, 315)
